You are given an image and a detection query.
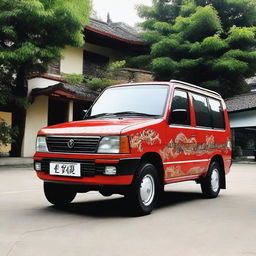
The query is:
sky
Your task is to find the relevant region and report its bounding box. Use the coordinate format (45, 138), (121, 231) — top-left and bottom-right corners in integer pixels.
(92, 0), (153, 26)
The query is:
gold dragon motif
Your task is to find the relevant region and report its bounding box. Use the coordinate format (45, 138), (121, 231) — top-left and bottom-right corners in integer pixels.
(160, 132), (197, 160)
(160, 133), (229, 160)
(130, 129), (161, 152)
(165, 165), (206, 179)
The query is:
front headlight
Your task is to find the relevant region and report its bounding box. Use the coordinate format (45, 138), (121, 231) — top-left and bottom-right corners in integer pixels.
(97, 136), (130, 154)
(97, 136), (120, 153)
(36, 136), (48, 152)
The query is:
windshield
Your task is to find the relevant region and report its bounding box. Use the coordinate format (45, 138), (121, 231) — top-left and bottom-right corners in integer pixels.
(86, 85), (169, 118)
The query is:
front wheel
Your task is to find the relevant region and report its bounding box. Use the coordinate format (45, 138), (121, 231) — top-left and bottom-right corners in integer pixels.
(200, 161), (221, 198)
(126, 163), (159, 216)
(44, 182), (77, 206)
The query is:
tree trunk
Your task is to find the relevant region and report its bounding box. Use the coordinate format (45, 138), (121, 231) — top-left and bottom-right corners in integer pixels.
(10, 68), (28, 157)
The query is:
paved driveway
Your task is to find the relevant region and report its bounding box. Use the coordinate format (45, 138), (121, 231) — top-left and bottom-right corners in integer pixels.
(0, 163), (255, 256)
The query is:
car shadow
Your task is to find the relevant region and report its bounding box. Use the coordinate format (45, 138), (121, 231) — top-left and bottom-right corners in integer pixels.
(42, 190), (204, 218)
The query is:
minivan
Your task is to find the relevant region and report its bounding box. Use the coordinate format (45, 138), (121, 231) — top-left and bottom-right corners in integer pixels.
(34, 80), (232, 215)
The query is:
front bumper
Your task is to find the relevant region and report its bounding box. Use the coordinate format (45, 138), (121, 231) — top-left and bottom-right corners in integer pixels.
(34, 157), (140, 185)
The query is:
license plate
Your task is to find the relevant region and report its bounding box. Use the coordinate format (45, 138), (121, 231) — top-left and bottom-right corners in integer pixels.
(49, 162), (81, 177)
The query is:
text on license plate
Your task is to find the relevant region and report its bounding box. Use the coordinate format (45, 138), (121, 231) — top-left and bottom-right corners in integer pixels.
(49, 162), (81, 177)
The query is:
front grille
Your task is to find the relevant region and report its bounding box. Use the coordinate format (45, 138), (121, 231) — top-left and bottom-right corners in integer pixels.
(46, 136), (101, 153)
(40, 158), (103, 177)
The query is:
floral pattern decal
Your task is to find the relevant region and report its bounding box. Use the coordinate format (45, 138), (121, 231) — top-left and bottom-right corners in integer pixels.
(130, 129), (161, 152)
(165, 165), (206, 179)
(160, 133), (229, 160)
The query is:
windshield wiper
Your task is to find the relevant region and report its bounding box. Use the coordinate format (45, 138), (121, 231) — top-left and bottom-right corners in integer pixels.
(84, 113), (114, 119)
(111, 111), (159, 117)
(85, 111), (160, 120)
(85, 111), (160, 119)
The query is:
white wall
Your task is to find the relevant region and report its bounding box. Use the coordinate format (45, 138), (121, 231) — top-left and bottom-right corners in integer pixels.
(60, 46), (84, 74)
(28, 77), (59, 96)
(229, 109), (256, 128)
(22, 96), (48, 157)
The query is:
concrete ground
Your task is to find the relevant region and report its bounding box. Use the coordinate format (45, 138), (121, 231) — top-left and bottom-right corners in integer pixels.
(0, 163), (255, 256)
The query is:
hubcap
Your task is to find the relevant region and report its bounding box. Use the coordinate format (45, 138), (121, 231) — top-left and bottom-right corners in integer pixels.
(211, 169), (220, 192)
(140, 174), (155, 206)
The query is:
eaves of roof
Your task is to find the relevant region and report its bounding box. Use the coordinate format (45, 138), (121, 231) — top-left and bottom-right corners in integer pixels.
(85, 18), (145, 45)
(225, 91), (256, 112)
(30, 82), (98, 102)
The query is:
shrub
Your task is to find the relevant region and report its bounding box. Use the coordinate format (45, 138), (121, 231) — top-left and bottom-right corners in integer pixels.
(63, 74), (85, 85)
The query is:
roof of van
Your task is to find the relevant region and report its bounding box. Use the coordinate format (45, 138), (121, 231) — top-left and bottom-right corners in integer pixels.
(110, 80), (221, 97)
(170, 80), (221, 97)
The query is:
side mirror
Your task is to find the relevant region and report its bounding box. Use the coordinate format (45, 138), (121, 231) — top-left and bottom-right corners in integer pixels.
(169, 109), (188, 124)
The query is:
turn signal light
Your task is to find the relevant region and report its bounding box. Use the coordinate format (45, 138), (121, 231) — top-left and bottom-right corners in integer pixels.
(120, 136), (130, 154)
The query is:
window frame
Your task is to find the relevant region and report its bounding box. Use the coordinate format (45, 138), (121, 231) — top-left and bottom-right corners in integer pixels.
(191, 92), (212, 129)
(169, 88), (191, 127)
(208, 97), (226, 130)
(190, 92), (226, 130)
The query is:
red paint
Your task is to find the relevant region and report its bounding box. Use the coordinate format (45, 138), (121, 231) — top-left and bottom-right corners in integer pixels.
(95, 159), (120, 164)
(37, 172), (133, 185)
(33, 157), (43, 161)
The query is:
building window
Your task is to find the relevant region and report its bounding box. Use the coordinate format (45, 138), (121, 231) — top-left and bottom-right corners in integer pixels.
(48, 60), (60, 75)
(83, 51), (109, 78)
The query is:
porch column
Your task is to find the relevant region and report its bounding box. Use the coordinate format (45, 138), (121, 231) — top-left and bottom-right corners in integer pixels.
(68, 101), (74, 122)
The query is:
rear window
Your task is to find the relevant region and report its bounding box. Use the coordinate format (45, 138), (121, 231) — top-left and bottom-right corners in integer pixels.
(192, 94), (211, 127)
(208, 98), (225, 129)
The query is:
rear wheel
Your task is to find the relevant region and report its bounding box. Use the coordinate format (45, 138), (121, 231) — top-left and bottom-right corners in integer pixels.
(126, 163), (159, 216)
(44, 182), (77, 206)
(200, 161), (221, 198)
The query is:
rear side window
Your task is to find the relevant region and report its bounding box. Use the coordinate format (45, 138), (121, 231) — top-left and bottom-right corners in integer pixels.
(170, 90), (190, 125)
(192, 94), (211, 127)
(208, 98), (225, 129)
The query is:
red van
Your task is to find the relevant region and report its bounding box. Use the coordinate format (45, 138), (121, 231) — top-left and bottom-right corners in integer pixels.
(34, 80), (232, 215)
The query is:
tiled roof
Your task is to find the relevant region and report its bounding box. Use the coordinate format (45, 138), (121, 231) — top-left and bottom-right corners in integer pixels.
(225, 92), (256, 112)
(86, 18), (144, 45)
(30, 83), (98, 102)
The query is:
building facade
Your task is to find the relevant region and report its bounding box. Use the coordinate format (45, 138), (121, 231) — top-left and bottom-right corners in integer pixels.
(12, 18), (150, 157)
(225, 92), (256, 158)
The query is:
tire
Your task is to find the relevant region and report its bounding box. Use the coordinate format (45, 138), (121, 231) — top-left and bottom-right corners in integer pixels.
(126, 163), (159, 216)
(200, 161), (221, 198)
(44, 182), (77, 206)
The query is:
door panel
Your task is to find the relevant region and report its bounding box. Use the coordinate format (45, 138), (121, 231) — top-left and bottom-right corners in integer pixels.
(162, 89), (201, 181)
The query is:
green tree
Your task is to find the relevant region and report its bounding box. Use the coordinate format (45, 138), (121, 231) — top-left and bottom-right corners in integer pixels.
(133, 0), (256, 98)
(0, 0), (91, 156)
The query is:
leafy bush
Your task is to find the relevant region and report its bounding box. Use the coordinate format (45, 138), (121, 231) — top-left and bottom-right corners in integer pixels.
(87, 61), (126, 91)
(87, 78), (113, 91)
(63, 73), (85, 85)
(0, 119), (18, 152)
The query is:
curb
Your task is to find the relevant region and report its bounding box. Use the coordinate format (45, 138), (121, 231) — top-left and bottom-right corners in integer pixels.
(0, 158), (33, 167)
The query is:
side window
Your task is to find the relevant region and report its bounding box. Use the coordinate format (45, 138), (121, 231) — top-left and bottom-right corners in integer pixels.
(192, 94), (211, 127)
(209, 98), (225, 129)
(170, 90), (190, 125)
